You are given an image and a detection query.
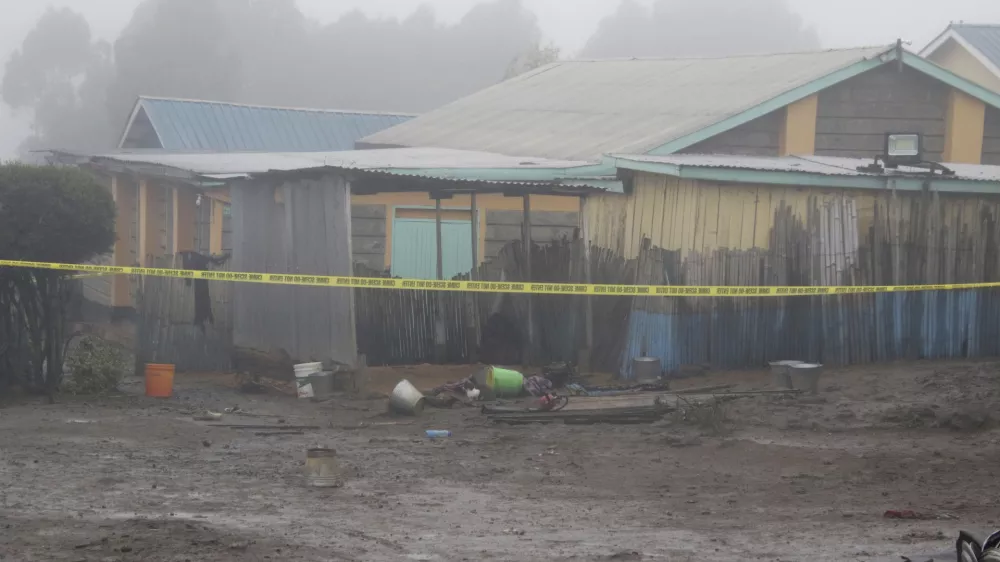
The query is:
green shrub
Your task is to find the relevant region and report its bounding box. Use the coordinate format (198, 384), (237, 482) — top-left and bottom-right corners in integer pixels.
(0, 164), (116, 396)
(62, 336), (129, 395)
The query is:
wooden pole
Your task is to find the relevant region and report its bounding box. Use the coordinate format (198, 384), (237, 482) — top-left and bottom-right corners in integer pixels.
(580, 196), (593, 372)
(468, 193), (481, 363)
(522, 194), (533, 367)
(434, 196), (446, 363)
(470, 193), (479, 277)
(435, 197), (444, 281)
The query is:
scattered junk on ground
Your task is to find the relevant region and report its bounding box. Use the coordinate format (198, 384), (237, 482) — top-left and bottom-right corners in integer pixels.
(192, 411), (224, 422)
(768, 360), (824, 393)
(304, 448), (344, 488)
(382, 355), (816, 427)
(383, 358), (807, 426)
(389, 379), (426, 415)
(144, 363), (175, 398)
(789, 363), (823, 394)
(632, 356), (662, 384)
(901, 529), (1000, 562)
(294, 362), (324, 399)
(769, 360), (802, 389)
(484, 398), (669, 425)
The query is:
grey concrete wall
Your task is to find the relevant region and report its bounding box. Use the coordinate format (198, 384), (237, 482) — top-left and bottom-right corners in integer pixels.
(681, 110), (783, 156)
(485, 210), (578, 260)
(815, 66), (949, 161)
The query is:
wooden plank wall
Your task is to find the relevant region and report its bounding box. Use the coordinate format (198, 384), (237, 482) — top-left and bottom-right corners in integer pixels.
(352, 204), (387, 272)
(80, 174), (114, 313)
(814, 66), (949, 161)
(485, 210), (578, 260)
(681, 110), (783, 156)
(588, 172), (1000, 376)
(353, 237), (627, 368)
(194, 201), (212, 255)
(231, 175), (357, 365)
(982, 106), (1000, 165)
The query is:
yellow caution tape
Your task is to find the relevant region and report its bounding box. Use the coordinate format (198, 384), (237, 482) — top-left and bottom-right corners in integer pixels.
(2, 259), (998, 297)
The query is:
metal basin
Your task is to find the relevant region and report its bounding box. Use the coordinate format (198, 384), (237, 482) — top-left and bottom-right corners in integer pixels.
(789, 363), (823, 394)
(632, 356), (662, 383)
(768, 360), (803, 389)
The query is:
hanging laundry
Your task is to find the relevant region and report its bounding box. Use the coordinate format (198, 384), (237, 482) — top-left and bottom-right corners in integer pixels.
(179, 251), (230, 331)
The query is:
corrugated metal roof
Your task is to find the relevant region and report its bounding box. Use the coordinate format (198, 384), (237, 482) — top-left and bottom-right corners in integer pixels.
(361, 46), (893, 161)
(121, 97), (415, 152)
(614, 153), (1000, 183)
(86, 147), (619, 191)
(952, 24), (1000, 71)
(94, 147), (591, 176)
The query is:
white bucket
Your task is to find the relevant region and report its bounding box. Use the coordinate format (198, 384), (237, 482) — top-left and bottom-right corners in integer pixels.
(294, 362), (323, 399)
(389, 379), (425, 415)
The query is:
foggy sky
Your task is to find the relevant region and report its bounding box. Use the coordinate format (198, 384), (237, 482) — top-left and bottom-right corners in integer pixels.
(3, 0), (1000, 158)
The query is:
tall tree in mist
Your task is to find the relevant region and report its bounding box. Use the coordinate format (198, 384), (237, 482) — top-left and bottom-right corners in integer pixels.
(504, 42), (561, 79)
(2, 0), (544, 155)
(108, 0), (245, 127)
(304, 0), (541, 111)
(2, 8), (114, 152)
(583, 0), (820, 59)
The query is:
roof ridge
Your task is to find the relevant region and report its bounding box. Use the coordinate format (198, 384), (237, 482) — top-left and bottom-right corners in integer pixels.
(564, 44), (894, 64)
(137, 96), (418, 117)
(952, 23), (1000, 29)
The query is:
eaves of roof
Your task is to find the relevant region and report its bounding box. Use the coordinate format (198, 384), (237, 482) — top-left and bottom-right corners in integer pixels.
(81, 149), (622, 194)
(648, 47), (1000, 156)
(920, 25), (1000, 80)
(609, 154), (1000, 194)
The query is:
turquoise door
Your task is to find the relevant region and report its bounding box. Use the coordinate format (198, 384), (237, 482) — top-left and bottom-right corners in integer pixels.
(391, 218), (474, 280)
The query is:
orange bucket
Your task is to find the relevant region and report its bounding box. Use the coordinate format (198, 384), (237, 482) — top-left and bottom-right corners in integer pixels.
(144, 363), (175, 398)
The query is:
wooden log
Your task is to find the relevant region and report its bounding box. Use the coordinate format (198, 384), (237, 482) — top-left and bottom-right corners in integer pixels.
(254, 431), (305, 436)
(211, 424), (321, 430)
(672, 383), (736, 395)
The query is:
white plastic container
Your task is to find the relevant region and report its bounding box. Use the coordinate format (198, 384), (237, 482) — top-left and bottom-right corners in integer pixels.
(294, 362), (323, 399)
(389, 379), (425, 415)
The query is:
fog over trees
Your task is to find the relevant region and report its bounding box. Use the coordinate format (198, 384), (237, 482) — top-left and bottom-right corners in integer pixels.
(2, 0), (819, 155)
(582, 0), (819, 58)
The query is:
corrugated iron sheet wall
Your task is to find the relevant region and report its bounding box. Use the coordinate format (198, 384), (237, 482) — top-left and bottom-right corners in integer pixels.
(134, 255), (233, 373)
(231, 176), (356, 365)
(590, 172), (1000, 377)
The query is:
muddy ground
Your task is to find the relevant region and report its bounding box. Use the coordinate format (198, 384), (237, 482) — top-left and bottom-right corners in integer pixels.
(2, 360), (999, 561)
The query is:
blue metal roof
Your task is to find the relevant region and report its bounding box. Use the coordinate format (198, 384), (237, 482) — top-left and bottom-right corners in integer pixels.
(120, 97), (414, 152)
(952, 24), (1000, 71)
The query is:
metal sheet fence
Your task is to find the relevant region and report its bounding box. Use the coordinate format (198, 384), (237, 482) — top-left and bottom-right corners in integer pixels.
(620, 289), (1000, 378)
(613, 184), (1000, 378)
(134, 255), (233, 373)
